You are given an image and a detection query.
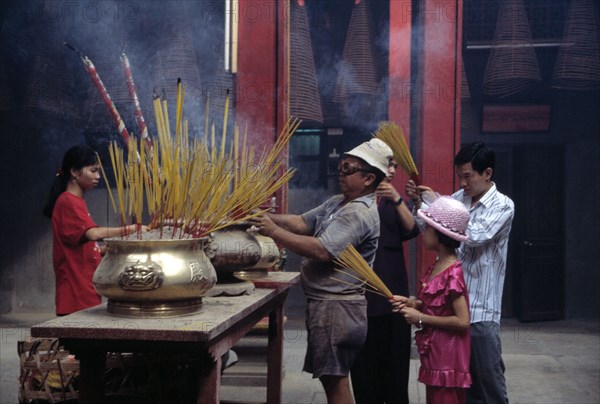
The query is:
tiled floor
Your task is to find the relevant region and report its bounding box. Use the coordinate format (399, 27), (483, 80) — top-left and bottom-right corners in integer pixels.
(220, 317), (600, 404)
(1, 298), (599, 403)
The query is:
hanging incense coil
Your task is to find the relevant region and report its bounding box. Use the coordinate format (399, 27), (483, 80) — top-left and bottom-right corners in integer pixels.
(19, 1), (78, 119)
(0, 17), (14, 112)
(552, 0), (600, 90)
(0, 57), (13, 112)
(332, 0), (379, 102)
(21, 7), (80, 120)
(205, 32), (236, 134)
(482, 0), (541, 97)
(461, 63), (471, 99)
(153, 2), (203, 112)
(460, 63), (477, 132)
(23, 54), (81, 120)
(461, 97), (478, 133)
(290, 1), (323, 124)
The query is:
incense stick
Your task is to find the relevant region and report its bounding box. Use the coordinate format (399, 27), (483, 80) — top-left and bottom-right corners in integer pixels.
(373, 121), (421, 185)
(333, 244), (393, 298)
(98, 79), (299, 239)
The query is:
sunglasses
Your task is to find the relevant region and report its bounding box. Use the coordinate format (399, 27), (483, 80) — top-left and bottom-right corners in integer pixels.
(338, 160), (374, 176)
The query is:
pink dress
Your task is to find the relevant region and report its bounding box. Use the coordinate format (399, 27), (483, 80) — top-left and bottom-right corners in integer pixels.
(415, 261), (471, 388)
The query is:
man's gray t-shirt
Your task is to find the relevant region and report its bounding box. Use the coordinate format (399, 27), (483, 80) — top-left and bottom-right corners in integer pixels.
(300, 193), (380, 299)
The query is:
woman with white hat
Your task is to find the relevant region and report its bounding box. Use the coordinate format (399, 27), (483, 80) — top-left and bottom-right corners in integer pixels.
(391, 196), (472, 404)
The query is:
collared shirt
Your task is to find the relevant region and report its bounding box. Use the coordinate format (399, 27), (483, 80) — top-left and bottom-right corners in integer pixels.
(452, 183), (515, 324)
(300, 193), (380, 299)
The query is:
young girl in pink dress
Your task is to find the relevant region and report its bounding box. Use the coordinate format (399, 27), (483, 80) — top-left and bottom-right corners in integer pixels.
(391, 196), (471, 403)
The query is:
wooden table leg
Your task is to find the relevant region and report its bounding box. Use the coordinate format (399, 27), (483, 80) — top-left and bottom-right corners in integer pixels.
(266, 301), (284, 404)
(196, 356), (221, 404)
(77, 350), (106, 403)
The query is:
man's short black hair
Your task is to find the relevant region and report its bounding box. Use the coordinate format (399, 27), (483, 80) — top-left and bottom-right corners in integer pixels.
(454, 142), (495, 176)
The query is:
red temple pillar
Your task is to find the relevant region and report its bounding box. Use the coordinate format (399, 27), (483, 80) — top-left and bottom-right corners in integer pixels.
(236, 0), (289, 213)
(236, 0), (278, 148)
(390, 0), (463, 285)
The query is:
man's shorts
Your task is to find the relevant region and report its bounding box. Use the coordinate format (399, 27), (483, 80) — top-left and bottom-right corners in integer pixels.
(303, 298), (368, 378)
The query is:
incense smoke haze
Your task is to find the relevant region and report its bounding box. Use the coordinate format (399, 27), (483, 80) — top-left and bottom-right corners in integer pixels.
(0, 0), (232, 312)
(0, 0), (394, 312)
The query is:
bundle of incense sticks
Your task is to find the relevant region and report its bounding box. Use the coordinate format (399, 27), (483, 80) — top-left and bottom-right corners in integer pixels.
(99, 80), (299, 239)
(373, 121), (421, 185)
(332, 244), (393, 298)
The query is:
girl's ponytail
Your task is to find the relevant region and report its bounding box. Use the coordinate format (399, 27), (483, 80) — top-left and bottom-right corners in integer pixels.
(43, 172), (69, 218)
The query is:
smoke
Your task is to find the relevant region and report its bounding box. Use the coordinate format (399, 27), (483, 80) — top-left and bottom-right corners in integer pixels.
(304, 0), (390, 133)
(0, 0), (233, 312)
(0, 0), (393, 312)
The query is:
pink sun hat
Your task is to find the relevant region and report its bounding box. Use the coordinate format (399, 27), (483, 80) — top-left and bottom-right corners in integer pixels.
(417, 196), (470, 242)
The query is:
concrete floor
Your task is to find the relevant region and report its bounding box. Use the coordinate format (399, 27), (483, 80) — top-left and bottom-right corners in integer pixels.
(2, 285), (599, 404)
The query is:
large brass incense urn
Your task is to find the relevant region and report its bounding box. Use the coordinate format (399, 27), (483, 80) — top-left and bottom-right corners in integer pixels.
(93, 224), (281, 317)
(93, 237), (217, 317)
(205, 223), (281, 296)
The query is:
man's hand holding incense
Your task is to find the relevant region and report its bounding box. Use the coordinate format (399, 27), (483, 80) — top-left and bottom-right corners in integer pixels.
(375, 181), (401, 203)
(247, 213), (279, 238)
(406, 180), (439, 207)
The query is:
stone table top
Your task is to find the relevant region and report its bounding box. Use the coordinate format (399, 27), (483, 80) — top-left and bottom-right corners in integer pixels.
(31, 271), (300, 344)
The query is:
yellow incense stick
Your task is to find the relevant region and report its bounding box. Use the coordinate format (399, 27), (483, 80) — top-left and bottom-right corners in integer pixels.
(334, 244), (393, 298)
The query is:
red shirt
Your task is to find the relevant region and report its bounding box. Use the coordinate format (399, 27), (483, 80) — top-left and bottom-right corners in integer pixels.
(52, 192), (102, 315)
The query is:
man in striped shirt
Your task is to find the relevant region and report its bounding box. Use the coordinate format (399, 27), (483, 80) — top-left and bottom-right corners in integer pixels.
(408, 142), (514, 404)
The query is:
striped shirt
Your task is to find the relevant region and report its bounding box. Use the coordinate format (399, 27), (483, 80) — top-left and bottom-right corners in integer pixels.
(452, 184), (515, 324)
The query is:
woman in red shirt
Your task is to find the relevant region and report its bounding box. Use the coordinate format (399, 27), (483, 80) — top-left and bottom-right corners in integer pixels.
(43, 145), (143, 315)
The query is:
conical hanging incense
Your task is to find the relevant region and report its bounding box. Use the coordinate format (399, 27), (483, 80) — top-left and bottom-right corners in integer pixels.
(552, 0), (600, 90)
(333, 0), (379, 102)
(290, 1), (323, 123)
(153, 1), (203, 110)
(482, 0), (541, 97)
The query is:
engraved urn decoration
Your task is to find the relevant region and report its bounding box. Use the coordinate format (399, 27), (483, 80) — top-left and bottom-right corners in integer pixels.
(93, 237), (217, 317)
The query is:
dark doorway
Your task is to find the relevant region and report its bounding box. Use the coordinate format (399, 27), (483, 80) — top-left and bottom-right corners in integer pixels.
(488, 144), (565, 321)
(512, 145), (565, 321)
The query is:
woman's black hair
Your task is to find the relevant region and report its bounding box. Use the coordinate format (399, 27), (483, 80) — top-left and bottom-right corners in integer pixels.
(42, 145), (98, 218)
(435, 229), (461, 249)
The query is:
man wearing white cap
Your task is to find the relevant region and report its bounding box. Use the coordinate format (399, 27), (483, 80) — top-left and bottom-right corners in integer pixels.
(249, 138), (393, 404)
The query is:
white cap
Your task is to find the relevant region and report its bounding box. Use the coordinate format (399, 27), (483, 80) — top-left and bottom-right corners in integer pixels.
(344, 138), (393, 176)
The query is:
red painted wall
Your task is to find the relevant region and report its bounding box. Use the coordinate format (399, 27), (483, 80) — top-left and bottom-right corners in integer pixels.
(236, 0), (278, 152)
(389, 0), (413, 194)
(419, 0), (462, 196)
(390, 0), (463, 287)
(417, 0), (462, 277)
(236, 0), (290, 212)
